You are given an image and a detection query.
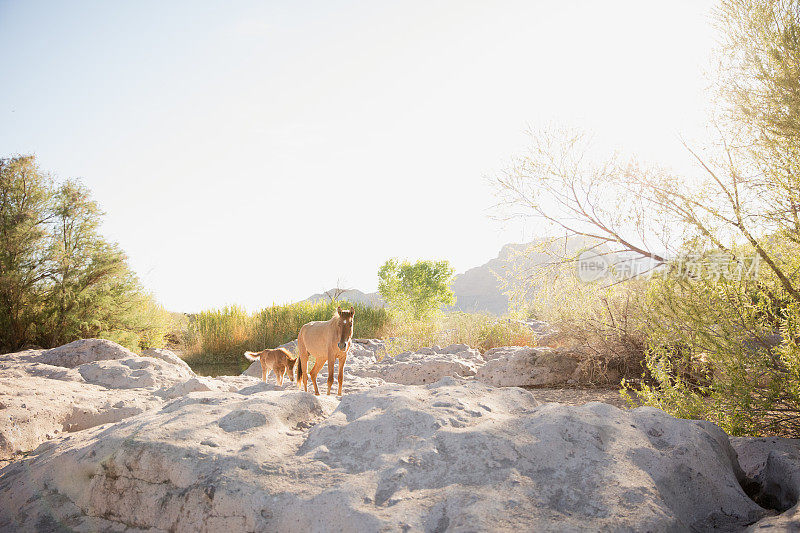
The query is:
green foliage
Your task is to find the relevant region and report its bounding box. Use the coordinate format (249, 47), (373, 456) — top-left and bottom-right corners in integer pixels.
(495, 0), (800, 436)
(378, 258), (455, 320)
(0, 155), (172, 353)
(183, 300), (391, 368)
(621, 0), (800, 437)
(621, 246), (800, 436)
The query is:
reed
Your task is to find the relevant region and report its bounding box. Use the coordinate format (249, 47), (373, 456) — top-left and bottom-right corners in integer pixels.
(183, 301), (391, 366)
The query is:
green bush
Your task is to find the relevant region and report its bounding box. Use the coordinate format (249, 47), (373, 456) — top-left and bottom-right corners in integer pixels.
(0, 155), (172, 353)
(378, 258), (455, 319)
(623, 248), (800, 436)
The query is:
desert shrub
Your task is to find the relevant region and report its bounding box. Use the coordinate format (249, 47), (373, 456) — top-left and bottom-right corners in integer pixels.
(0, 155), (172, 353)
(510, 256), (649, 385)
(623, 246), (800, 436)
(493, 0), (800, 435)
(383, 311), (538, 355)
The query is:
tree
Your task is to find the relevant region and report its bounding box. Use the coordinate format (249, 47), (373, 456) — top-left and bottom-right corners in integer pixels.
(323, 278), (353, 303)
(378, 259), (455, 319)
(494, 0), (800, 436)
(0, 156), (53, 349)
(0, 155), (171, 352)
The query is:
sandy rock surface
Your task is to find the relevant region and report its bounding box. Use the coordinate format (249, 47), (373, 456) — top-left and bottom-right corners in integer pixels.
(142, 347), (194, 373)
(351, 345), (484, 385)
(0, 377), (780, 532)
(477, 346), (581, 387)
(4, 338), (800, 531)
(0, 340), (196, 462)
(36, 338), (138, 368)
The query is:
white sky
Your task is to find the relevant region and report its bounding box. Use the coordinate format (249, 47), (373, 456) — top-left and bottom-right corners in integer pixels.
(0, 0), (718, 311)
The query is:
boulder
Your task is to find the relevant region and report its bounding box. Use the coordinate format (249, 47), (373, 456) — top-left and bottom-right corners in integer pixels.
(731, 437), (800, 530)
(0, 375), (160, 461)
(142, 347), (193, 373)
(0, 340), (193, 462)
(76, 356), (195, 390)
(438, 343), (472, 354)
(351, 347), (484, 385)
(36, 338), (137, 368)
(476, 346), (580, 387)
(0, 379), (771, 532)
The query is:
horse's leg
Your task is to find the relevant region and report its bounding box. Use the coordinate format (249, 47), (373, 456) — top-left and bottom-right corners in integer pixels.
(297, 338), (309, 392)
(337, 356), (346, 396)
(276, 368), (283, 387)
(309, 356), (322, 396)
(326, 351), (336, 395)
(261, 361), (267, 383)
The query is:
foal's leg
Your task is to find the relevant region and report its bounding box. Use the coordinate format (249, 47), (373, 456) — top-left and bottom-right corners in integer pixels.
(326, 351), (336, 395)
(337, 356), (346, 396)
(261, 360), (267, 383)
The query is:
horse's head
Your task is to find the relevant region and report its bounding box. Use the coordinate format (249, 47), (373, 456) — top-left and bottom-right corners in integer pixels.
(286, 356), (297, 382)
(336, 305), (355, 350)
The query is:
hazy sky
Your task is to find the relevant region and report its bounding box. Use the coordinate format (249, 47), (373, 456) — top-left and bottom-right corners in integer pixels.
(0, 1), (718, 311)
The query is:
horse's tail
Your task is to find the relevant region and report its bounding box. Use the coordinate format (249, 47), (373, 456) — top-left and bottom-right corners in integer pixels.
(243, 351), (260, 362)
(296, 353), (302, 382)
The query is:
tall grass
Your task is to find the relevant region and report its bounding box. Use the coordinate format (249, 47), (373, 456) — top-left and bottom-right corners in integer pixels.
(383, 312), (539, 355)
(183, 301), (391, 365)
(183, 301), (547, 376)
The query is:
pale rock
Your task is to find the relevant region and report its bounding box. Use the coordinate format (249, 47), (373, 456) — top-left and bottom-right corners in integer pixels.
(351, 348), (483, 385)
(77, 356), (195, 390)
(0, 380), (772, 532)
(438, 343), (472, 354)
(0, 340), (193, 461)
(477, 346), (580, 387)
(0, 375), (160, 460)
(142, 347), (193, 373)
(37, 338), (138, 368)
(731, 437), (800, 530)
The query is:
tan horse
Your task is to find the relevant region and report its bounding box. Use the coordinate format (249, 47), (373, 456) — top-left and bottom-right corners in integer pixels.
(296, 306), (354, 395)
(244, 348), (296, 386)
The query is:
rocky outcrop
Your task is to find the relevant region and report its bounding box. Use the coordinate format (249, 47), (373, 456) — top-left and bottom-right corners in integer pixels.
(0, 378), (777, 532)
(731, 437), (800, 530)
(349, 344), (484, 385)
(0, 375), (162, 462)
(36, 338), (138, 368)
(142, 347), (194, 373)
(477, 346), (581, 387)
(77, 355), (195, 389)
(4, 339), (800, 530)
(0, 340), (194, 462)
